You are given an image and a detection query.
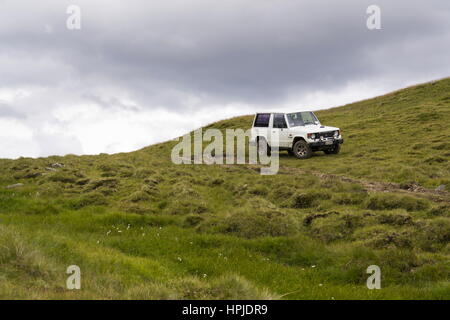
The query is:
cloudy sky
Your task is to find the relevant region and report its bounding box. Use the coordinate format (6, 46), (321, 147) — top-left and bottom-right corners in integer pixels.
(0, 0), (449, 158)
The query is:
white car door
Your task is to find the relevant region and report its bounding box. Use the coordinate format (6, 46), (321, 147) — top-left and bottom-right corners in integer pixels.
(271, 113), (290, 148)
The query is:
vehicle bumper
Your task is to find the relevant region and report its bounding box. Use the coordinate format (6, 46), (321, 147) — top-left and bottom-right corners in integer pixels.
(309, 138), (344, 148)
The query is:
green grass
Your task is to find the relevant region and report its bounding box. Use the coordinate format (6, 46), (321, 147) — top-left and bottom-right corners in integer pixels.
(0, 78), (449, 299)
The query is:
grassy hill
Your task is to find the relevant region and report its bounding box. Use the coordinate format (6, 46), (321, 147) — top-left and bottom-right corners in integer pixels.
(0, 78), (449, 299)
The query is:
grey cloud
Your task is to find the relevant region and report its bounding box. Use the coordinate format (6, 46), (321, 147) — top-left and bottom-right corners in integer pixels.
(0, 102), (25, 119)
(1, 0), (449, 107)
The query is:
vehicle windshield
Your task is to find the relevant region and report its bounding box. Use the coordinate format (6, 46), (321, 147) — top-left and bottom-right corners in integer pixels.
(286, 112), (318, 127)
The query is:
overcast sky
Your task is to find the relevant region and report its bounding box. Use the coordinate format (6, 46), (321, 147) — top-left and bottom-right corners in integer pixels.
(0, 0), (449, 158)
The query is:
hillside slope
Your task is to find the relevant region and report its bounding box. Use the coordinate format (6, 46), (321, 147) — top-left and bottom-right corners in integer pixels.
(0, 78), (449, 299)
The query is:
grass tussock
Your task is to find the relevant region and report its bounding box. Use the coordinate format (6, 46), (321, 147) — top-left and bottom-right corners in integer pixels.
(366, 194), (429, 211)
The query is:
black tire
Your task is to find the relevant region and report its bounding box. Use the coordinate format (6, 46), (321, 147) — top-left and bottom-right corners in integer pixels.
(292, 140), (312, 159)
(324, 144), (341, 155)
(257, 138), (271, 157)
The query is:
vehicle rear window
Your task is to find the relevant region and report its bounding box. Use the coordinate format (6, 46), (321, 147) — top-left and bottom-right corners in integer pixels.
(254, 113), (270, 127)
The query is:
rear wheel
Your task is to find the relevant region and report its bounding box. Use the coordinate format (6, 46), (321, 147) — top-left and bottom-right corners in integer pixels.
(257, 138), (271, 157)
(292, 140), (312, 159)
(324, 144), (341, 155)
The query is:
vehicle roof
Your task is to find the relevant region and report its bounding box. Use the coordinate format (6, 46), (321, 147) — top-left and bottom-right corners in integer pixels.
(255, 111), (316, 114)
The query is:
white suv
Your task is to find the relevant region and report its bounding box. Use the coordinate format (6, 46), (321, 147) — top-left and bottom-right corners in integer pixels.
(250, 112), (343, 159)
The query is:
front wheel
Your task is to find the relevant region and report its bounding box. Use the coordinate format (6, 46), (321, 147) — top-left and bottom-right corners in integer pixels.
(324, 144), (341, 155)
(292, 140), (312, 159)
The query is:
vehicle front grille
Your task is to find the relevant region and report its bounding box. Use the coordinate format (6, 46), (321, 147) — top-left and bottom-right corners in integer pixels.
(318, 131), (335, 139)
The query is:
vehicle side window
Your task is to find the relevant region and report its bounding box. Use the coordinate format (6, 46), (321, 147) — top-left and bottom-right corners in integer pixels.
(254, 113), (271, 127)
(273, 114), (287, 128)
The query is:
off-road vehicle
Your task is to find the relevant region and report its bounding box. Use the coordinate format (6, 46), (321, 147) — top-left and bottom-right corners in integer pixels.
(250, 111), (343, 159)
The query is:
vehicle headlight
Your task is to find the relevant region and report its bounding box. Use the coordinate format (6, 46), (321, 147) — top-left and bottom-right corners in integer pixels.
(334, 130), (339, 138)
(307, 133), (316, 139)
